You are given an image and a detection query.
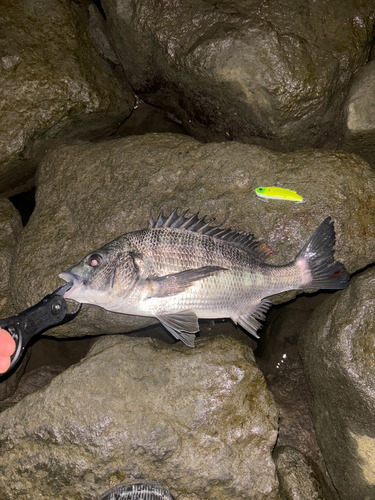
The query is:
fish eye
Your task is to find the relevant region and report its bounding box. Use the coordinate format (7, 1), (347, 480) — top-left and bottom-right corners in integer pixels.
(257, 187), (264, 193)
(88, 253), (103, 267)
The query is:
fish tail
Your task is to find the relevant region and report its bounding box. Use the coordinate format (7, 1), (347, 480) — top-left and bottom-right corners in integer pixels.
(294, 217), (350, 290)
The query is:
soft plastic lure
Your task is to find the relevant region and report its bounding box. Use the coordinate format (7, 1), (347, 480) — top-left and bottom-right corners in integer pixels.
(255, 186), (304, 203)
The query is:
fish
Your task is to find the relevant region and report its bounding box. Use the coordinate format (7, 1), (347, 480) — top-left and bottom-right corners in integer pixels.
(59, 210), (350, 347)
(255, 186), (304, 203)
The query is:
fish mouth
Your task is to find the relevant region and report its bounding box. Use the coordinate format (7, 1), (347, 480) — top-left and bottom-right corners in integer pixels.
(59, 271), (84, 299)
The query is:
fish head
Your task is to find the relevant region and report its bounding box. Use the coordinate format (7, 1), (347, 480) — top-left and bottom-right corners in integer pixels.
(59, 236), (140, 307)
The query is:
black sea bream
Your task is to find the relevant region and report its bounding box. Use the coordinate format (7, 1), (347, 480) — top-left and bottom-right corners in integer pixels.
(59, 210), (350, 346)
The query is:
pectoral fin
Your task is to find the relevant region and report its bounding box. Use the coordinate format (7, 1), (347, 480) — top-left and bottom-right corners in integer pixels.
(146, 265), (226, 299)
(156, 310), (199, 347)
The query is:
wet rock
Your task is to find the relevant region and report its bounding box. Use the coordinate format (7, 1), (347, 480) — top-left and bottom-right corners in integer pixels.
(0, 0), (135, 197)
(101, 0), (374, 150)
(0, 335), (279, 500)
(299, 267), (375, 500)
(11, 134), (375, 337)
(0, 198), (26, 401)
(274, 446), (337, 500)
(256, 295), (335, 479)
(0, 365), (65, 413)
(342, 61), (375, 170)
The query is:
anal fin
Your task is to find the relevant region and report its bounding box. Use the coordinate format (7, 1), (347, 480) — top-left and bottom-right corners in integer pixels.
(235, 299), (272, 339)
(156, 310), (199, 347)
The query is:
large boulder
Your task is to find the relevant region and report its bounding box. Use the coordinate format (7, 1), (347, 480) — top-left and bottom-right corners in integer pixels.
(0, 0), (134, 197)
(300, 267), (375, 500)
(274, 446), (338, 500)
(0, 335), (279, 500)
(100, 0), (374, 149)
(11, 133), (375, 338)
(342, 60), (375, 170)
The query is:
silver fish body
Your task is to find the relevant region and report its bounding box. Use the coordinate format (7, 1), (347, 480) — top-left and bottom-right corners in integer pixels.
(59, 210), (350, 346)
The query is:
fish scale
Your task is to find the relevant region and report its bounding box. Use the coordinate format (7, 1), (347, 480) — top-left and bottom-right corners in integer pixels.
(127, 229), (268, 315)
(60, 210), (350, 346)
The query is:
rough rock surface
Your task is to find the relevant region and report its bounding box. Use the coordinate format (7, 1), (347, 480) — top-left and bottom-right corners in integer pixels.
(342, 60), (375, 170)
(0, 0), (134, 197)
(0, 365), (65, 413)
(0, 198), (26, 401)
(101, 0), (374, 150)
(274, 446), (337, 500)
(0, 335), (279, 500)
(11, 133), (375, 337)
(256, 294), (337, 490)
(299, 267), (375, 500)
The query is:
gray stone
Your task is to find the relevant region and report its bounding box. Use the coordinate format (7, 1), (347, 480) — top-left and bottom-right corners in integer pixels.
(274, 446), (337, 500)
(101, 0), (374, 150)
(0, 335), (279, 500)
(10, 134), (375, 338)
(342, 61), (375, 170)
(299, 267), (375, 500)
(0, 0), (135, 197)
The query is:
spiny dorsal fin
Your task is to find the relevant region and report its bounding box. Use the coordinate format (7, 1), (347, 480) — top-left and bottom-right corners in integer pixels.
(149, 209), (272, 261)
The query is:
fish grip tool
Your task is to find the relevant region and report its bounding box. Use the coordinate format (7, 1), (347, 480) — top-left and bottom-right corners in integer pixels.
(0, 282), (81, 374)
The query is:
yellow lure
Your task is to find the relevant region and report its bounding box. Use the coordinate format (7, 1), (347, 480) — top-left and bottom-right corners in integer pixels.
(255, 186), (304, 203)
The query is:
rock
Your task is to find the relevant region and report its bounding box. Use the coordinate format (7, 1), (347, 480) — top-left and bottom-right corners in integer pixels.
(299, 267), (375, 500)
(0, 352), (30, 404)
(0, 335), (279, 500)
(0, 198), (26, 402)
(0, 0), (135, 197)
(101, 0), (374, 150)
(256, 295), (336, 479)
(88, 3), (120, 65)
(11, 134), (375, 338)
(0, 365), (65, 413)
(0, 198), (23, 318)
(342, 61), (375, 170)
(274, 446), (337, 500)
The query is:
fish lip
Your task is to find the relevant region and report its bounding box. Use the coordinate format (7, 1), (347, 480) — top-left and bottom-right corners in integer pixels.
(59, 271), (84, 298)
(59, 271), (80, 284)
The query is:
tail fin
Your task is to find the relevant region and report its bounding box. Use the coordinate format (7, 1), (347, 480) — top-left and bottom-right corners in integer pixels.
(295, 217), (350, 290)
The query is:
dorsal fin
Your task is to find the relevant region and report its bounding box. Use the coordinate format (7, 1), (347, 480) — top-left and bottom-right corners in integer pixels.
(149, 209), (272, 261)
